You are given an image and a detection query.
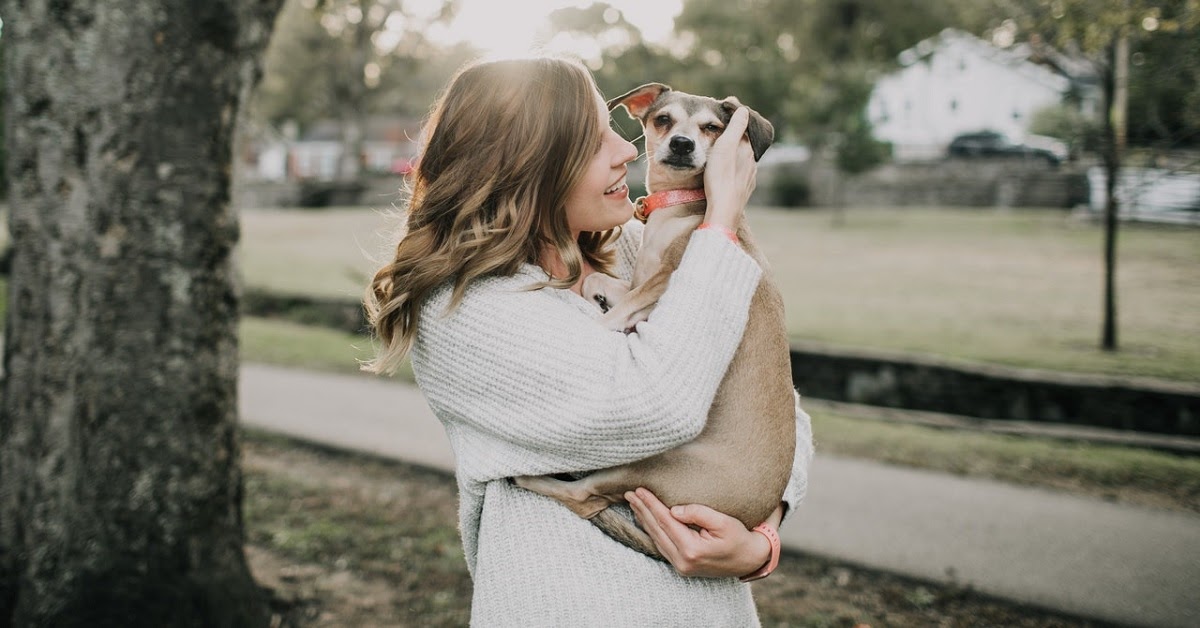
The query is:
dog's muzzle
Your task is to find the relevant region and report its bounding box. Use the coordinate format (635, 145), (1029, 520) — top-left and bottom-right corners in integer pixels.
(662, 135), (698, 169)
(669, 135), (695, 156)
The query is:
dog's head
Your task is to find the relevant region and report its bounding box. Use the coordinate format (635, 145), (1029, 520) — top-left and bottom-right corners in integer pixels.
(608, 83), (774, 192)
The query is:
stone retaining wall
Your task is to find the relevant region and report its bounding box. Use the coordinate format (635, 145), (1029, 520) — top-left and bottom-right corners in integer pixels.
(790, 342), (1199, 436)
(759, 158), (1091, 209)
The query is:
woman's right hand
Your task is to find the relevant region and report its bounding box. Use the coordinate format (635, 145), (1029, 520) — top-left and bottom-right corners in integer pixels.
(702, 107), (758, 231)
(626, 487), (779, 579)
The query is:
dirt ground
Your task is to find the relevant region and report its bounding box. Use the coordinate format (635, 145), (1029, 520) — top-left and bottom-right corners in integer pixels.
(241, 432), (1120, 628)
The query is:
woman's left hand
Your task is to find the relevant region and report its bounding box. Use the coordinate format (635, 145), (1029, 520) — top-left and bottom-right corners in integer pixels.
(626, 487), (782, 578)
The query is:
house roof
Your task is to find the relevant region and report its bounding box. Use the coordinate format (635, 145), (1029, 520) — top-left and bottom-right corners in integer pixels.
(1014, 37), (1100, 84)
(896, 28), (1072, 93)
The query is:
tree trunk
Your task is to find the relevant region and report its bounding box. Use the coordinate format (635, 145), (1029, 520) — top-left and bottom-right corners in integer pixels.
(1101, 34), (1128, 352)
(1, 1), (283, 626)
(337, 7), (373, 181)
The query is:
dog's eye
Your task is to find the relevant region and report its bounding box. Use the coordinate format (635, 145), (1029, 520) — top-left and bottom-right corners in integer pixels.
(704, 123), (723, 133)
(654, 114), (671, 127)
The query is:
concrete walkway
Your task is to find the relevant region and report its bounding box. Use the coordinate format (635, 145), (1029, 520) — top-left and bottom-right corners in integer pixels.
(240, 363), (1200, 628)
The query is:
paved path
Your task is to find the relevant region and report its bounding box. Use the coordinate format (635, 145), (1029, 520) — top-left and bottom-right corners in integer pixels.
(240, 363), (1200, 628)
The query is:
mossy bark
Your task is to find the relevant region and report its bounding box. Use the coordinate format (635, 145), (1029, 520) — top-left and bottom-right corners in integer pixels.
(0, 1), (284, 625)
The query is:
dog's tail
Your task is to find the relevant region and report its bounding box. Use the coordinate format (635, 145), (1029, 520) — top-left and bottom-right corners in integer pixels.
(592, 508), (665, 562)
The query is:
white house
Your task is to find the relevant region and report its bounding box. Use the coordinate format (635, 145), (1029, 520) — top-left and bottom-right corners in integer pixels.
(867, 28), (1081, 161)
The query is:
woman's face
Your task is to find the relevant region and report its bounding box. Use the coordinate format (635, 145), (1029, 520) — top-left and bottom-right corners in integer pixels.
(562, 93), (639, 234)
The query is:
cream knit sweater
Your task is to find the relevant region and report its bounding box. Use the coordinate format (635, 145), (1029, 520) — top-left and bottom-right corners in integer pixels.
(411, 220), (814, 627)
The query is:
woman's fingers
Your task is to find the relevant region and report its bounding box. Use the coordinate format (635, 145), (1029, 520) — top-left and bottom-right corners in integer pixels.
(626, 489), (682, 562)
(666, 502), (728, 532)
(703, 107), (757, 229)
(716, 107), (750, 150)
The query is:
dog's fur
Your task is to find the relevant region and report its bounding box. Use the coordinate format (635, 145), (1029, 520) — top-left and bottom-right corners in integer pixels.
(514, 84), (796, 560)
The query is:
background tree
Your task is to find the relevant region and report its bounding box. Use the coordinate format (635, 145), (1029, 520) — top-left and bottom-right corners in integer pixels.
(0, 22), (5, 199)
(669, 0), (974, 138)
(1124, 23), (1200, 149)
(980, 0), (1200, 351)
(657, 0), (953, 214)
(1, 1), (284, 625)
(547, 2), (688, 97)
(545, 3), (690, 160)
(252, 0), (458, 180)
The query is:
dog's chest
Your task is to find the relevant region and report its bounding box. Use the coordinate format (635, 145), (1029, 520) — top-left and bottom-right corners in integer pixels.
(633, 211), (704, 286)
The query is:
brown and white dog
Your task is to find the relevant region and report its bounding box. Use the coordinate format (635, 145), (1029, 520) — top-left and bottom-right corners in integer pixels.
(515, 84), (796, 561)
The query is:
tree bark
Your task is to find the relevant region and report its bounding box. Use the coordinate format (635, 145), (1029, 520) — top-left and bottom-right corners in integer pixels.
(1, 1), (283, 626)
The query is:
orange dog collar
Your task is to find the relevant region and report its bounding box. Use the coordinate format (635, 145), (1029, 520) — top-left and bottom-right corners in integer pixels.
(633, 188), (707, 222)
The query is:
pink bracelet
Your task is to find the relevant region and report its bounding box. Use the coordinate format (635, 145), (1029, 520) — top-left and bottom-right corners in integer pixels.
(739, 522), (781, 582)
(698, 222), (739, 244)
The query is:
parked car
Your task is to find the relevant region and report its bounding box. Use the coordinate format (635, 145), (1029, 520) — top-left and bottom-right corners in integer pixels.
(947, 130), (1063, 166)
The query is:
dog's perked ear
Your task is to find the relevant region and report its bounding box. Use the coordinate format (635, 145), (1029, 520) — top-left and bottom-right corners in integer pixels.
(608, 83), (671, 120)
(720, 97), (775, 161)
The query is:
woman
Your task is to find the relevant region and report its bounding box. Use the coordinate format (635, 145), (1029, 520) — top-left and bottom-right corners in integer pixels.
(364, 55), (813, 626)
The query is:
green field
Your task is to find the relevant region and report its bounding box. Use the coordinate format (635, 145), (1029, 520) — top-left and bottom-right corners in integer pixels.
(239, 205), (1200, 381)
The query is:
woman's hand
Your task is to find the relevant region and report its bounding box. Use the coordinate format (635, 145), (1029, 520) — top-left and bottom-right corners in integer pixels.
(626, 487), (784, 578)
(702, 107), (758, 232)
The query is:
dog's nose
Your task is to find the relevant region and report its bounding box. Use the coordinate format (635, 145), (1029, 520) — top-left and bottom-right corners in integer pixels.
(669, 136), (694, 156)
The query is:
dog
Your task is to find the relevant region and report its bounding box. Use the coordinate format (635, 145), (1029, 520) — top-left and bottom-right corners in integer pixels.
(514, 84), (796, 561)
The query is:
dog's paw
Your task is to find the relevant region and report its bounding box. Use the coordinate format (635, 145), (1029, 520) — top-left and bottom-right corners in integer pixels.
(583, 273), (630, 315)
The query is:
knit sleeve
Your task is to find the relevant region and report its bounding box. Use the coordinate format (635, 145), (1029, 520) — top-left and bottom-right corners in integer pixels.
(612, 219), (644, 282)
(781, 391), (815, 522)
(412, 229), (762, 479)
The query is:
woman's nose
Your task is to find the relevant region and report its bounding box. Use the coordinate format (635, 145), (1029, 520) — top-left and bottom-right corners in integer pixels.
(618, 138), (638, 165)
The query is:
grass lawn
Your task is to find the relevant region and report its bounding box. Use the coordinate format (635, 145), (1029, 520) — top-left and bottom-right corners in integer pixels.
(239, 205), (1200, 381)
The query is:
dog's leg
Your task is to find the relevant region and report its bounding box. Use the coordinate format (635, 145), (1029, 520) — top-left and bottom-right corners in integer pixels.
(582, 273), (631, 314)
(597, 268), (671, 332)
(512, 474), (621, 519)
(514, 471), (665, 560)
(591, 509), (661, 559)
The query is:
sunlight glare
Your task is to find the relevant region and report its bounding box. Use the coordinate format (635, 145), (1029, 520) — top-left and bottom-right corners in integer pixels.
(429, 0), (682, 60)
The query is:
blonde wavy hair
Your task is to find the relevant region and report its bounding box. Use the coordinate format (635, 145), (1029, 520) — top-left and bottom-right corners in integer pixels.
(363, 56), (622, 375)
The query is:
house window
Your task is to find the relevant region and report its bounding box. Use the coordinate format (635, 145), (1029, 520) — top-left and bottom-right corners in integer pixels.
(1012, 110), (1022, 120)
(950, 99), (958, 113)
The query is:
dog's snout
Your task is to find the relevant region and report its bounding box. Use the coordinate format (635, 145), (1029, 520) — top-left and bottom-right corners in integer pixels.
(669, 136), (694, 156)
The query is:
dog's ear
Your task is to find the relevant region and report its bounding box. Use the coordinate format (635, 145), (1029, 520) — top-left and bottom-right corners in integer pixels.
(720, 97), (775, 161)
(608, 83), (671, 120)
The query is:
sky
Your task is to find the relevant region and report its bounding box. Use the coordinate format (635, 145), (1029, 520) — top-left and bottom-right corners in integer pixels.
(417, 0), (684, 59)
